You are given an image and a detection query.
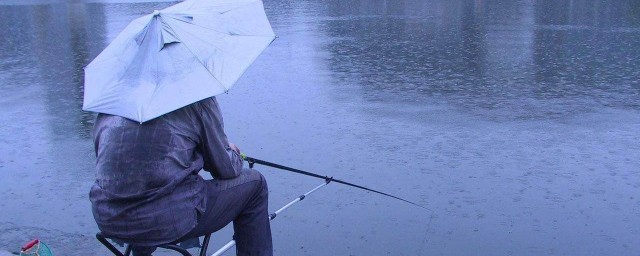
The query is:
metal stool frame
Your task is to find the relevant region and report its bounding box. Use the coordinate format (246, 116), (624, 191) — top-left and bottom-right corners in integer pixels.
(96, 232), (212, 256)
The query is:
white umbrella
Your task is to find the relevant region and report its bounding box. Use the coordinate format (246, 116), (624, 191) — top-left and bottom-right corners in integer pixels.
(82, 0), (275, 123)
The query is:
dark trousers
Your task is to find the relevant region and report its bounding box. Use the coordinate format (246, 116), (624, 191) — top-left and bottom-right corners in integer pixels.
(133, 168), (272, 256)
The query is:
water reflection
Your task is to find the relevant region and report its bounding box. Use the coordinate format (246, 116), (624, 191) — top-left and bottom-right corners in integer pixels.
(0, 2), (179, 139)
(319, 0), (640, 120)
(4, 0), (636, 135)
(0, 4), (104, 139)
(533, 0), (640, 111)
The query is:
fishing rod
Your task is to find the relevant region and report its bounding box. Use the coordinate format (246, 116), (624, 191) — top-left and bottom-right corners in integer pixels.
(210, 155), (427, 256)
(211, 180), (331, 256)
(242, 155), (427, 209)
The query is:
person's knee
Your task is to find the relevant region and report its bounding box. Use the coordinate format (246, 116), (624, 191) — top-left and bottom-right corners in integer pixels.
(243, 168), (268, 195)
(258, 172), (268, 193)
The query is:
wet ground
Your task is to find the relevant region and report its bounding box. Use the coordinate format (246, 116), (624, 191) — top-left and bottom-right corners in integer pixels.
(1, 0), (639, 255)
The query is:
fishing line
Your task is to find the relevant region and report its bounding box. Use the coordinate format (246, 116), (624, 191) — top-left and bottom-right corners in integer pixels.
(419, 208), (435, 255)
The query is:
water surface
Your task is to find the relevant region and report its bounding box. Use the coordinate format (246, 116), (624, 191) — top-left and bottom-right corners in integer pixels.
(0, 0), (638, 255)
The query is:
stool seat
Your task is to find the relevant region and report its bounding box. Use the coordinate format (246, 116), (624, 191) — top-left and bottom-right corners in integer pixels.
(96, 232), (211, 256)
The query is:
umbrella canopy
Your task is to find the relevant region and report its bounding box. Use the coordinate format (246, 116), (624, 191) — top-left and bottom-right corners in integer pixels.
(83, 0), (275, 123)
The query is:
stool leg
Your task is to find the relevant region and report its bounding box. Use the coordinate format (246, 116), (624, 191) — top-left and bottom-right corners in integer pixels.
(199, 234), (212, 256)
(97, 232), (214, 256)
(123, 245), (132, 256)
(96, 233), (125, 256)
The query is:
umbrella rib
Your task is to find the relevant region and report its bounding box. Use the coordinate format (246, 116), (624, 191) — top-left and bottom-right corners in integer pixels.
(218, 1), (256, 14)
(160, 16), (227, 91)
(174, 27), (274, 82)
(192, 22), (276, 37)
(184, 22), (272, 37)
(186, 1), (273, 37)
(189, 1), (256, 16)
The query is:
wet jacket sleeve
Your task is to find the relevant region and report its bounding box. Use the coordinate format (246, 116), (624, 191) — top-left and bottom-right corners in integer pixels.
(197, 98), (243, 179)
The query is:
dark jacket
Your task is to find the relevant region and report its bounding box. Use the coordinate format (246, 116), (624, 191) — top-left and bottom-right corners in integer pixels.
(89, 97), (243, 246)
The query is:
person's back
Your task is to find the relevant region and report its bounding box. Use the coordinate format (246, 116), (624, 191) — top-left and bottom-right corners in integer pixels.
(90, 97), (272, 255)
(91, 102), (207, 245)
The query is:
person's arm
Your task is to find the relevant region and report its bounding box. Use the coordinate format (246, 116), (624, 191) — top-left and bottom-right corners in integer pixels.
(197, 98), (243, 179)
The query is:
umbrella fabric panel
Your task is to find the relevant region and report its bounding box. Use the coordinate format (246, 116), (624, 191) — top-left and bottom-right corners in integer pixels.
(162, 1), (275, 88)
(83, 16), (151, 112)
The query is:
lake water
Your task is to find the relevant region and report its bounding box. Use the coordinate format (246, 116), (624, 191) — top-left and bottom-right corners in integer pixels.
(0, 0), (639, 255)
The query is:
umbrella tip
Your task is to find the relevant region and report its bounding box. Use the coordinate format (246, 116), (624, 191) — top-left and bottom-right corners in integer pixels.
(153, 10), (160, 16)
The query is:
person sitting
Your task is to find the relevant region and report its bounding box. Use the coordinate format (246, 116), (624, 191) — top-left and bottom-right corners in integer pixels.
(89, 97), (272, 256)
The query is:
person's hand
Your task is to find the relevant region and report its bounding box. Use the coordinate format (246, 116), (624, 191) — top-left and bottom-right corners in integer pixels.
(229, 143), (241, 155)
